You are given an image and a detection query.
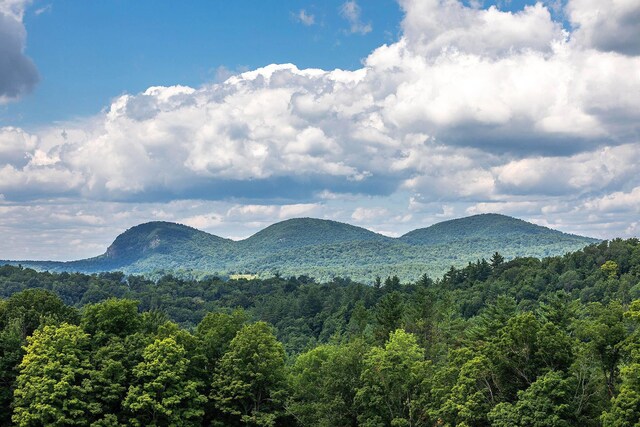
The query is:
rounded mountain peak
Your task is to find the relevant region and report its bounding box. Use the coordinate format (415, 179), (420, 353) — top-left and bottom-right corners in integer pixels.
(400, 213), (582, 245)
(104, 221), (226, 260)
(240, 217), (390, 251)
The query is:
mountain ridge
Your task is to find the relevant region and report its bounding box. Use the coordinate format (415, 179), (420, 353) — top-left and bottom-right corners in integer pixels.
(3, 214), (600, 281)
(400, 213), (586, 245)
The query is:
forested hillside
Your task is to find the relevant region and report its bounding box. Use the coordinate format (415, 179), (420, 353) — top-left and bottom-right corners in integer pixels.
(7, 214), (598, 282)
(1, 238), (640, 426)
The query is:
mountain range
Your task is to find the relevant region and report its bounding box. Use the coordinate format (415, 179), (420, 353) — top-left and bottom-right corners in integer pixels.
(3, 213), (599, 282)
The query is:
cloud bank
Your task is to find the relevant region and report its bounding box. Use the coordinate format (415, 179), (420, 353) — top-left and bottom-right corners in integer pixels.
(1, 0), (639, 259)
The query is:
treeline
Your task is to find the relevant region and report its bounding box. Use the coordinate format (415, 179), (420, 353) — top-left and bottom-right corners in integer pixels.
(0, 238), (639, 425)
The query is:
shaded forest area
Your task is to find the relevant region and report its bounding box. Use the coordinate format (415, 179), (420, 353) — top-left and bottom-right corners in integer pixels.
(1, 238), (640, 426)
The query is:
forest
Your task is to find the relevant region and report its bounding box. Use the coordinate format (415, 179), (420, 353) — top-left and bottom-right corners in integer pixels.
(1, 238), (640, 426)
(10, 214), (597, 283)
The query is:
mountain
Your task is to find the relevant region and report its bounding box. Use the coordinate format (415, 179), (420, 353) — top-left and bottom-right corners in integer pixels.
(238, 218), (391, 253)
(11, 222), (235, 275)
(400, 213), (589, 246)
(104, 221), (231, 263)
(5, 214), (600, 282)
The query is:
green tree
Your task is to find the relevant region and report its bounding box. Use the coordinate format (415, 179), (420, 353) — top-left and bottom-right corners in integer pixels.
(568, 345), (610, 425)
(123, 337), (206, 426)
(404, 285), (436, 351)
(384, 276), (401, 293)
(489, 312), (542, 398)
(534, 322), (574, 372)
(346, 301), (370, 338)
(489, 370), (576, 427)
(0, 288), (79, 335)
(602, 261), (620, 279)
(468, 295), (517, 341)
(356, 329), (430, 426)
(575, 301), (627, 397)
(12, 323), (93, 426)
(490, 252), (505, 269)
(196, 309), (247, 367)
(140, 309), (170, 335)
(374, 291), (404, 343)
(601, 362), (640, 427)
(602, 300), (640, 426)
(0, 290), (80, 423)
(0, 317), (26, 424)
(287, 340), (366, 426)
(81, 298), (141, 345)
(537, 291), (576, 330)
(86, 338), (131, 425)
(437, 350), (496, 427)
(211, 322), (287, 426)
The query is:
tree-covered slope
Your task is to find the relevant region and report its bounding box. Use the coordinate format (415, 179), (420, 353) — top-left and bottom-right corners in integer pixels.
(237, 217), (391, 254)
(5, 214), (600, 281)
(95, 221), (233, 267)
(400, 213), (593, 245)
(10, 222), (237, 275)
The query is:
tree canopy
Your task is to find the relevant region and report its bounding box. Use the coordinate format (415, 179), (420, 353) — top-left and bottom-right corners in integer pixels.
(0, 238), (639, 425)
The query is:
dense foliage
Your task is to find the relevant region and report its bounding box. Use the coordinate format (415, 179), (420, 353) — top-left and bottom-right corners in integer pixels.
(1, 238), (639, 426)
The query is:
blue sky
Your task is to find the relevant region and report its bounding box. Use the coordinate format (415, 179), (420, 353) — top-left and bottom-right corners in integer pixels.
(0, 0), (639, 260)
(3, 0), (556, 128)
(3, 0), (403, 127)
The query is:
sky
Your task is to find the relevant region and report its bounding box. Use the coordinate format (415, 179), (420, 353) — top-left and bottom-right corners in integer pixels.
(0, 0), (639, 261)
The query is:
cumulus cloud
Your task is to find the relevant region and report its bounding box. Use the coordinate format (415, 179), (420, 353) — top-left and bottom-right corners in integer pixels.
(494, 144), (640, 196)
(1, 0), (640, 258)
(0, 0), (38, 103)
(398, 0), (565, 56)
(567, 0), (640, 55)
(7, 42), (636, 203)
(2, 0), (638, 204)
(0, 126), (37, 165)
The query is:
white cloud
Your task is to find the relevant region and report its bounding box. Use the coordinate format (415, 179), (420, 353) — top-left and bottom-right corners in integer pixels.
(295, 9), (315, 26)
(398, 0), (565, 57)
(494, 144), (640, 196)
(278, 203), (320, 218)
(567, 0), (640, 55)
(340, 1), (372, 35)
(49, 212), (106, 226)
(466, 200), (547, 216)
(351, 207), (390, 222)
(0, 0), (30, 21)
(226, 203), (321, 223)
(180, 213), (224, 230)
(34, 4), (52, 15)
(2, 1), (637, 207)
(582, 186), (640, 213)
(0, 126), (37, 165)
